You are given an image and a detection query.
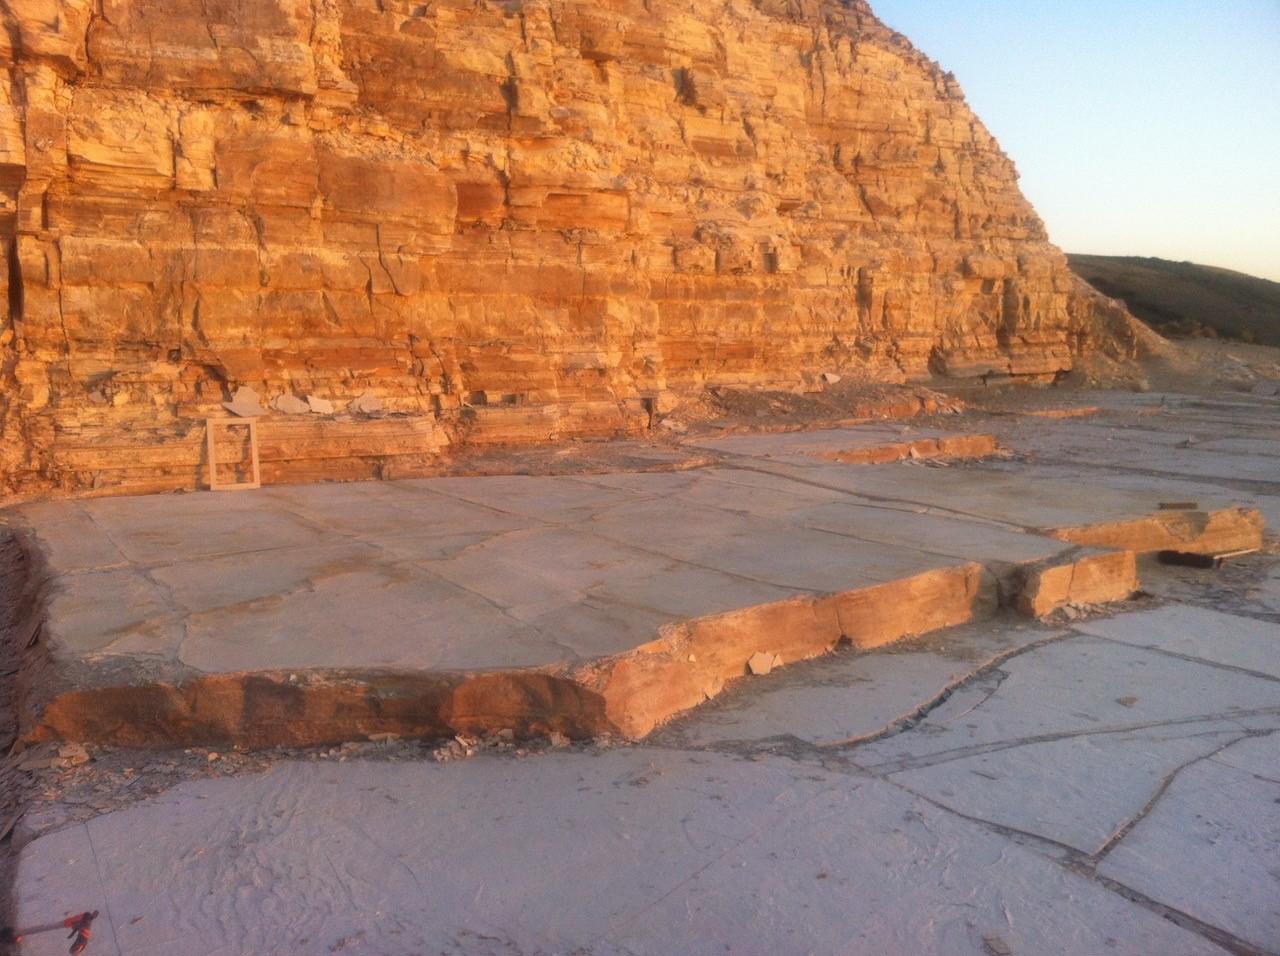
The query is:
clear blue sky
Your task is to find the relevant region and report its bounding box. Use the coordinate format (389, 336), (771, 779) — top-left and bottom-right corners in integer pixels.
(871, 0), (1280, 281)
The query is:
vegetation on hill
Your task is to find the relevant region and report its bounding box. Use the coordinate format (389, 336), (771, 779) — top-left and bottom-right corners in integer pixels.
(1068, 255), (1280, 347)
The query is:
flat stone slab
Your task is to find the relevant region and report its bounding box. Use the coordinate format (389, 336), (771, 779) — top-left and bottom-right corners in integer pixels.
(685, 425), (1002, 464)
(1074, 605), (1280, 679)
(12, 751), (1229, 956)
(653, 619), (1053, 748)
(853, 635), (1280, 773)
(11, 551), (1280, 955)
(1097, 733), (1280, 954)
(9, 380), (1280, 954)
(3, 413), (1267, 749)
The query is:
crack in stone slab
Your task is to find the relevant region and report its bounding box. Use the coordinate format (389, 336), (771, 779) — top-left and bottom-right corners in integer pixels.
(727, 461), (1039, 534)
(859, 708), (1280, 776)
(871, 762), (1276, 956)
(1088, 732), (1266, 864)
(814, 632), (1074, 751)
(678, 737), (1280, 956)
(1026, 454), (1280, 497)
(1079, 629), (1280, 686)
(1073, 865), (1277, 956)
(392, 478), (837, 595)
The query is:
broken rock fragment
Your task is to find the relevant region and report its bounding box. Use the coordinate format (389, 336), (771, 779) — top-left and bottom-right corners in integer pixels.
(271, 393), (310, 415)
(748, 652), (783, 676)
(350, 392), (383, 415)
(222, 386), (265, 418)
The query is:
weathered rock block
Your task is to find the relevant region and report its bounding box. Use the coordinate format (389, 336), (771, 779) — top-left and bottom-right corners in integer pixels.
(0, 0), (1141, 499)
(1016, 549), (1138, 618)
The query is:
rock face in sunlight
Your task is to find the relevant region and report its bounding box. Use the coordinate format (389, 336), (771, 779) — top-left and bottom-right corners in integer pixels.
(0, 0), (1138, 497)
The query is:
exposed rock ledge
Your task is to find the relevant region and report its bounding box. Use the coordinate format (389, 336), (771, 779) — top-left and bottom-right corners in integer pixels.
(0, 0), (1143, 498)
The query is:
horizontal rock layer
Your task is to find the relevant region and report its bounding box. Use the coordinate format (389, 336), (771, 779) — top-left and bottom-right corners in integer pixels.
(0, 0), (1138, 498)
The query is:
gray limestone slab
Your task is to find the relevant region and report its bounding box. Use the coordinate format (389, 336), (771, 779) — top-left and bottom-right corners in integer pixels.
(177, 564), (555, 672)
(977, 460), (1280, 531)
(889, 720), (1253, 855)
(852, 636), (1280, 772)
(584, 560), (798, 625)
(662, 652), (968, 747)
(667, 467), (852, 516)
(1074, 605), (1280, 679)
(517, 599), (678, 660)
(1252, 566), (1280, 616)
(422, 526), (676, 623)
(1010, 428), (1280, 484)
(14, 752), (1225, 956)
(684, 424), (915, 458)
(7, 505), (129, 574)
(584, 496), (948, 592)
(657, 621), (1051, 748)
(79, 492), (329, 566)
(746, 458), (1241, 531)
(265, 479), (530, 540)
(1209, 730), (1280, 780)
(406, 473), (642, 523)
(566, 469), (706, 497)
(1098, 738), (1280, 954)
(4, 389), (1269, 712)
(147, 541), (389, 614)
(796, 500), (1067, 564)
(43, 569), (183, 659)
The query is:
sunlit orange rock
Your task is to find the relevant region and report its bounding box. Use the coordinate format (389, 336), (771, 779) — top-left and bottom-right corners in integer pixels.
(0, 0), (1140, 498)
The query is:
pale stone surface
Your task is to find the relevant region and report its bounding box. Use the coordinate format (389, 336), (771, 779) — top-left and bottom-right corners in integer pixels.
(851, 636), (1280, 771)
(12, 542), (1280, 954)
(1098, 737), (1280, 954)
(971, 390), (1280, 531)
(221, 386), (265, 418)
(15, 457), (1131, 682)
(750, 456), (1251, 532)
(889, 719), (1257, 855)
(654, 619), (1051, 748)
(6, 386), (1279, 954)
(270, 394), (310, 415)
(13, 753), (1227, 956)
(686, 424), (959, 459)
(349, 392), (382, 415)
(7, 392), (1272, 748)
(1074, 605), (1280, 679)
(988, 399), (1280, 486)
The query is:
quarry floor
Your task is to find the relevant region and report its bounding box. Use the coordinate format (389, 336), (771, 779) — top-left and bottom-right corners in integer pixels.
(2, 384), (1279, 955)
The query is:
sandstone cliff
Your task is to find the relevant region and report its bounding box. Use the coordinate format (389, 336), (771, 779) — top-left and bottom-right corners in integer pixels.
(0, 0), (1138, 498)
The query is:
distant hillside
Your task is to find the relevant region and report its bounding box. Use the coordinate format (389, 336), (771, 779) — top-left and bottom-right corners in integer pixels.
(1068, 255), (1280, 347)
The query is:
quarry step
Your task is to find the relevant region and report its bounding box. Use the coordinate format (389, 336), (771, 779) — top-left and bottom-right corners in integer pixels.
(817, 434), (1003, 465)
(1049, 507), (1264, 556)
(13, 604), (1280, 956)
(16, 545), (1146, 749)
(3, 411), (1264, 750)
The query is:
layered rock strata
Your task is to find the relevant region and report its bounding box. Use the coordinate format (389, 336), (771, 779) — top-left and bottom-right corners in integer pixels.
(0, 0), (1137, 498)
